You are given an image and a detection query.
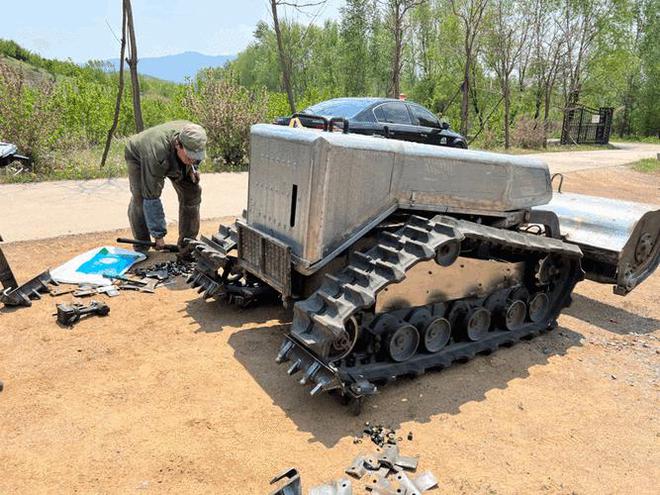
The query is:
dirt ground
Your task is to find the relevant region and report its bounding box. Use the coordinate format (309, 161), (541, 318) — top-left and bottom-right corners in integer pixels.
(0, 165), (658, 494)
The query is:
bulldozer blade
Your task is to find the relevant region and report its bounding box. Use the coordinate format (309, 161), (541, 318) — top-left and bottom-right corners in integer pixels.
(536, 193), (659, 295)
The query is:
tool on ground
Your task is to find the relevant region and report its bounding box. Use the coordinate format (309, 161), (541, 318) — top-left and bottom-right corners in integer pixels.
(117, 237), (180, 253)
(1, 270), (57, 307)
(55, 300), (110, 326)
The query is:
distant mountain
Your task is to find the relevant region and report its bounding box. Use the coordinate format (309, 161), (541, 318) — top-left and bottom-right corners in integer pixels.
(107, 51), (235, 83)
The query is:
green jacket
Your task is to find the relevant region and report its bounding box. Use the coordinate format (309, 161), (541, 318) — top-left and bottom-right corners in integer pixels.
(125, 120), (194, 239)
(125, 120), (192, 199)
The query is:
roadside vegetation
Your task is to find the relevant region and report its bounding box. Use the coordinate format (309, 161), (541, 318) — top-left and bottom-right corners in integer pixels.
(631, 157), (660, 173)
(0, 0), (658, 183)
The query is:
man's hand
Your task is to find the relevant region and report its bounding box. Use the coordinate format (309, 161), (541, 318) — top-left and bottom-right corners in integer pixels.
(154, 237), (166, 250)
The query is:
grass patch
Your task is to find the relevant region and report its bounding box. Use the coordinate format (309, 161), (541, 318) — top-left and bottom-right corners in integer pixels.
(630, 158), (660, 173)
(478, 142), (618, 154)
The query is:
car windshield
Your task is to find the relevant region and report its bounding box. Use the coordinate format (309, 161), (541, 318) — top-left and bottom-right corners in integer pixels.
(303, 99), (371, 119)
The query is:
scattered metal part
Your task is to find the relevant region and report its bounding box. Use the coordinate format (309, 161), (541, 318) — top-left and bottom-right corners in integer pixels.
(361, 423), (399, 447)
(50, 287), (77, 297)
(345, 455), (367, 479)
(73, 285), (120, 298)
(55, 300), (110, 327)
(309, 478), (352, 495)
(103, 274), (147, 286)
(1, 270), (56, 307)
(390, 471), (438, 495)
(0, 242), (18, 290)
(411, 472), (439, 492)
(117, 279), (157, 294)
(269, 468), (302, 495)
(134, 260), (194, 280)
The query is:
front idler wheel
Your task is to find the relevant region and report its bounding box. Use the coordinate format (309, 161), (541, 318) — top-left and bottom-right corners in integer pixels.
(422, 317), (451, 352)
(387, 323), (420, 362)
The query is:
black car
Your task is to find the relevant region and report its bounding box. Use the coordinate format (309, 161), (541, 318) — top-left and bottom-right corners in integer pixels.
(274, 97), (468, 149)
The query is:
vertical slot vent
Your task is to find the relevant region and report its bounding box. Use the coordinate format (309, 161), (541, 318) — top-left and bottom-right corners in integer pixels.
(289, 184), (298, 228)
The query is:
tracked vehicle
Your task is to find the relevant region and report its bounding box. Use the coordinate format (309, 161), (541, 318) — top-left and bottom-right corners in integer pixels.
(187, 123), (659, 412)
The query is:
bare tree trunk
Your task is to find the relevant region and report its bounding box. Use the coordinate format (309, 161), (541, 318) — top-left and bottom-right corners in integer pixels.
(388, 2), (403, 98)
(503, 77), (510, 148)
(460, 47), (471, 136)
(271, 0), (297, 113)
(101, 5), (127, 167)
(124, 0), (143, 132)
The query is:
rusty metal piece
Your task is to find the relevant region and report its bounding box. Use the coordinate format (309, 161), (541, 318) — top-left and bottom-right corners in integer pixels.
(55, 300), (110, 327)
(269, 467), (301, 495)
(1, 270), (55, 307)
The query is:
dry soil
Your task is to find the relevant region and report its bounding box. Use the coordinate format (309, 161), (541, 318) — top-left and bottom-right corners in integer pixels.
(0, 165), (658, 494)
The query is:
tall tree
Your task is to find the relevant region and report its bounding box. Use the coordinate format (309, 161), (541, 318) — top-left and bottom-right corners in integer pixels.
(529, 0), (563, 146)
(379, 0), (427, 98)
(340, 0), (371, 96)
(557, 0), (609, 108)
(450, 0), (489, 136)
(123, 0), (143, 132)
(269, 0), (326, 113)
(485, 0), (529, 148)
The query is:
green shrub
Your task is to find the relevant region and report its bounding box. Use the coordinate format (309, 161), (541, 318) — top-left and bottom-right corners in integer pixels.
(0, 62), (63, 171)
(182, 72), (268, 169)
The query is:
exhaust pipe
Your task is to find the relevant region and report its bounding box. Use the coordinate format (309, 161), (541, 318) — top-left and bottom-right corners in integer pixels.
(534, 193), (659, 295)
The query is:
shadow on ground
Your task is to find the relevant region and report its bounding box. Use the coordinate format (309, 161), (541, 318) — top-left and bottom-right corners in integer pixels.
(182, 292), (586, 447)
(565, 293), (659, 334)
(226, 321), (583, 447)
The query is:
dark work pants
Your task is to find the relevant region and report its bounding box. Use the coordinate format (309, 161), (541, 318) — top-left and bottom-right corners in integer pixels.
(126, 154), (202, 249)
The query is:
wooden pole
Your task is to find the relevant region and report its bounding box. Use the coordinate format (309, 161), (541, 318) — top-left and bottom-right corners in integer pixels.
(101, 5), (127, 168)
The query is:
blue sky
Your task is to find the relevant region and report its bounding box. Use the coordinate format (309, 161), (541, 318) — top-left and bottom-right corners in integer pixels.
(4, 0), (342, 62)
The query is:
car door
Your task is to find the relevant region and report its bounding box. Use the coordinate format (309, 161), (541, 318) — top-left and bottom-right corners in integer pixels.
(408, 103), (446, 146)
(371, 102), (417, 142)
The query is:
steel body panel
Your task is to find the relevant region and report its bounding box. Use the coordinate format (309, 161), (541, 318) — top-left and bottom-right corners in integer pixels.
(536, 192), (659, 294)
(540, 193), (658, 253)
(247, 124), (552, 269)
(375, 257), (524, 312)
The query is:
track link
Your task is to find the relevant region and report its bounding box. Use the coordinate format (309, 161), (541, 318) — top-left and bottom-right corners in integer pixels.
(277, 214), (583, 400)
(186, 223), (238, 299)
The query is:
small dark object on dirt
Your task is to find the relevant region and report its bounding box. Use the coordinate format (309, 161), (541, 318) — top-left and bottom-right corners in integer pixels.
(407, 432), (413, 441)
(0, 380), (4, 392)
(361, 423), (399, 447)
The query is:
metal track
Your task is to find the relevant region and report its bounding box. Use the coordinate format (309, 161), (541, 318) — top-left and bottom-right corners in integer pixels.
(186, 224), (238, 298)
(277, 214), (583, 400)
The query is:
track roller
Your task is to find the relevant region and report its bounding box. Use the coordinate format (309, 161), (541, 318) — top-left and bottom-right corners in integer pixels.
(421, 317), (451, 352)
(528, 293), (550, 322)
(386, 323), (420, 362)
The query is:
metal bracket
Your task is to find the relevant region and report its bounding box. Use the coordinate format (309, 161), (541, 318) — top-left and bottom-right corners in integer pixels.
(269, 467), (302, 495)
(309, 478), (352, 495)
(1, 270), (56, 307)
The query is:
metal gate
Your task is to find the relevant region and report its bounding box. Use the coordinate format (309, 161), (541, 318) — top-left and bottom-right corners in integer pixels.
(560, 105), (613, 145)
